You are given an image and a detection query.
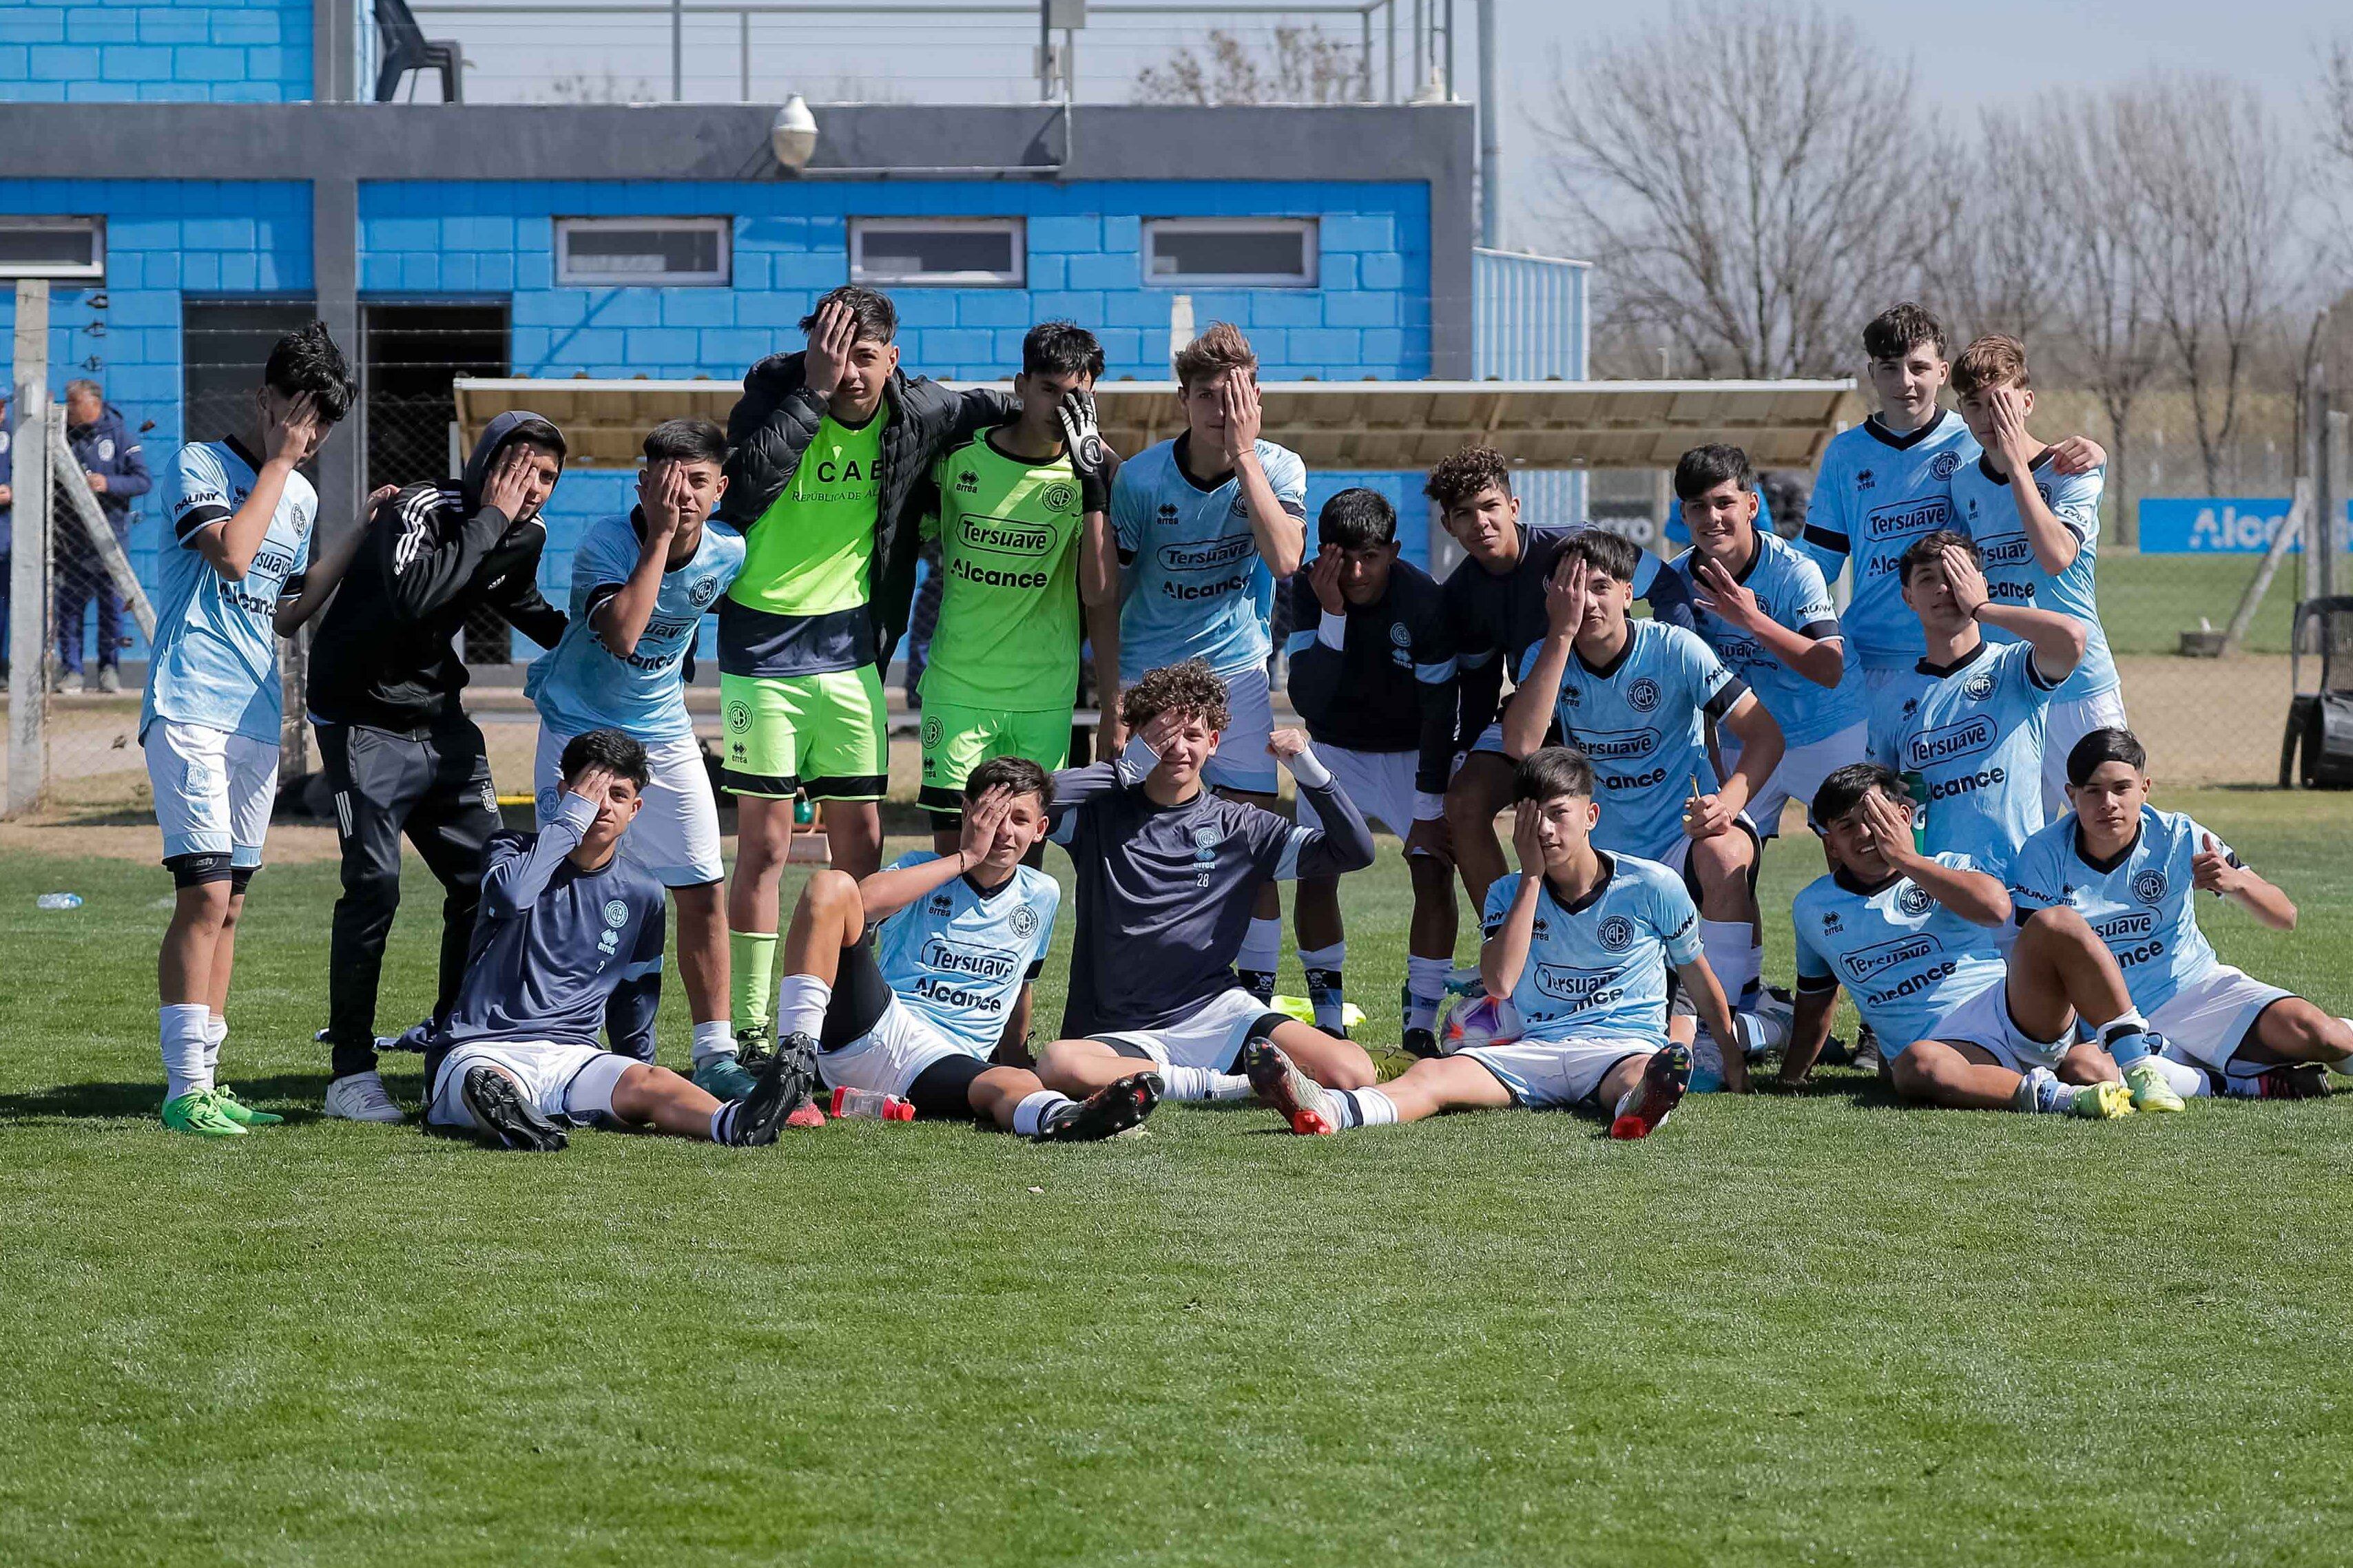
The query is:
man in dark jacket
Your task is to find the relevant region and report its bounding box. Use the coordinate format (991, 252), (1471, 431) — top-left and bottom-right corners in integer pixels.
(57, 380), (152, 692)
(307, 410), (569, 1122)
(714, 284), (1013, 1071)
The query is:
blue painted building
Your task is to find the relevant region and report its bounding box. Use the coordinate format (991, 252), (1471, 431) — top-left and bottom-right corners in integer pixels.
(3, 1), (1586, 665)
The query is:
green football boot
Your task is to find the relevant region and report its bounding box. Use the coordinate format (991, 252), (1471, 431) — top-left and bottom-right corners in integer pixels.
(692, 1052), (760, 1101)
(162, 1090), (246, 1138)
(2122, 1058), (2186, 1114)
(209, 1087), (283, 1127)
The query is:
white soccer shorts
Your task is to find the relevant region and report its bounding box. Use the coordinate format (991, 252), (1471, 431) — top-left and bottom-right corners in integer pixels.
(818, 996), (977, 1099)
(426, 1039), (636, 1129)
(2146, 965), (2296, 1073)
(1919, 976), (2069, 1073)
(144, 720), (278, 867)
(1721, 720), (1867, 839)
(1294, 744), (1438, 848)
(1452, 1034), (1663, 1110)
(1091, 987), (1278, 1074)
(535, 724), (723, 887)
(2040, 688), (2131, 819)
(1201, 661), (1279, 796)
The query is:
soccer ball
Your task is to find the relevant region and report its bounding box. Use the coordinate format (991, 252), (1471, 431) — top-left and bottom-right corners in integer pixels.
(1438, 991), (1522, 1053)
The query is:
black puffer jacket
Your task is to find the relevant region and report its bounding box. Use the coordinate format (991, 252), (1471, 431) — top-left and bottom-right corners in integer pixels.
(718, 351), (1013, 672)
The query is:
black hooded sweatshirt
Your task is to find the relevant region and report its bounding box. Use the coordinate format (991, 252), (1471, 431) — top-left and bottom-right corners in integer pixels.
(307, 410), (570, 731)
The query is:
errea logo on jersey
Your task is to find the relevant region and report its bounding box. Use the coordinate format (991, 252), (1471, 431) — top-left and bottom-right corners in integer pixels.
(954, 468), (980, 494)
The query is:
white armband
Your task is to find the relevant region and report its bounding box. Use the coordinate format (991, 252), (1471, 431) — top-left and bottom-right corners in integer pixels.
(1286, 744), (1334, 791)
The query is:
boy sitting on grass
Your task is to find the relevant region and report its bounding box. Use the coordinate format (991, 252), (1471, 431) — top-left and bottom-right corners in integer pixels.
(1249, 747), (1739, 1139)
(424, 729), (815, 1151)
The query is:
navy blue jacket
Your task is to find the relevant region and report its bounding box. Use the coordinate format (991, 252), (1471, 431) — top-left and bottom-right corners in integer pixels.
(65, 403), (150, 536)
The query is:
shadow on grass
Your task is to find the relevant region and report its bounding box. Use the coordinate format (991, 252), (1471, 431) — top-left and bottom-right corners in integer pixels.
(0, 1072), (351, 1124)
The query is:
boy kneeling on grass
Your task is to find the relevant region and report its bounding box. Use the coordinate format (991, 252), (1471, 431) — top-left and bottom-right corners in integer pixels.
(761, 757), (1163, 1142)
(424, 729), (817, 1151)
(1250, 747), (1739, 1140)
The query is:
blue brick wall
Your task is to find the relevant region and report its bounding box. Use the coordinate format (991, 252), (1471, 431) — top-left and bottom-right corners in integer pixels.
(357, 180), (1432, 384)
(0, 0), (313, 103)
(1, 179), (313, 657)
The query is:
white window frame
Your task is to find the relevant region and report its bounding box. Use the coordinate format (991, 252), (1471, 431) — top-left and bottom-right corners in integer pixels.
(1143, 217), (1318, 289)
(849, 217), (1026, 288)
(554, 216), (732, 287)
(0, 216), (105, 282)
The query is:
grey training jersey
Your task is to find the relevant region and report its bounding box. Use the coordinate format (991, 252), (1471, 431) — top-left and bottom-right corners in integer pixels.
(1050, 743), (1374, 1035)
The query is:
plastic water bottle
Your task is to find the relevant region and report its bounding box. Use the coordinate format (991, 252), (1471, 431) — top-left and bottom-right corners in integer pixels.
(36, 892), (83, 910)
(828, 1086), (915, 1121)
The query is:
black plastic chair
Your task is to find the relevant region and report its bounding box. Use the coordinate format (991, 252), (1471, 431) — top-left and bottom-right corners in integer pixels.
(2278, 596), (2353, 787)
(373, 0), (463, 103)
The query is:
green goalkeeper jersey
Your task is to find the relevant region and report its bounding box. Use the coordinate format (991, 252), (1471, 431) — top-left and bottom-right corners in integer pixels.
(920, 428), (1087, 710)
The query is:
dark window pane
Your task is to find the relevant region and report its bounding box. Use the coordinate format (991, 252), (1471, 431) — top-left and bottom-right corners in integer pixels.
(561, 224), (724, 280)
(860, 227), (1015, 278)
(1150, 227), (1308, 279)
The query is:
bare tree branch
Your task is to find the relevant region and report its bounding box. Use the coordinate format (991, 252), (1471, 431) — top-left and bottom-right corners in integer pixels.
(1132, 28), (1367, 107)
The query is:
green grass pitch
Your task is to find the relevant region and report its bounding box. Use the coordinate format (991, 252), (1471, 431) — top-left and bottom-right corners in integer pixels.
(6, 786), (2353, 1565)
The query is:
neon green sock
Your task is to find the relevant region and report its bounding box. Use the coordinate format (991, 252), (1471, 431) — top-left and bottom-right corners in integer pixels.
(730, 930), (778, 1032)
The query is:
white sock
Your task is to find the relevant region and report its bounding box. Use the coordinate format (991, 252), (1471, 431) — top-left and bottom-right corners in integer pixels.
(1699, 921), (1761, 1029)
(1013, 1089), (1068, 1136)
(160, 1003), (211, 1102)
(709, 1104), (736, 1142)
(1331, 1087), (1397, 1129)
(691, 1018), (734, 1066)
(205, 1013), (227, 1076)
(1239, 917), (1283, 976)
(2152, 1054), (2210, 1098)
(1299, 941), (1346, 1028)
(775, 975), (831, 1043)
(1405, 955), (1450, 1032)
(2332, 1023), (2353, 1075)
(1161, 1065), (1254, 1102)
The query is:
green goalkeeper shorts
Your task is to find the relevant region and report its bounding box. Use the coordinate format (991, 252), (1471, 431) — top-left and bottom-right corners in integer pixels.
(918, 700), (1072, 825)
(718, 667), (887, 802)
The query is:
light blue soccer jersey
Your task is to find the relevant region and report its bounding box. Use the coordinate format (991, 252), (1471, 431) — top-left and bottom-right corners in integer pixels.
(141, 439), (313, 746)
(1869, 638), (2057, 874)
(1800, 412), (1978, 671)
(1480, 854), (1703, 1043)
(1111, 433), (1308, 678)
(1792, 855), (2010, 1053)
(526, 511), (745, 744)
(1954, 452), (2117, 702)
(873, 853), (1060, 1055)
(1517, 619), (1745, 860)
(2007, 806), (2231, 1014)
(1670, 532), (1866, 746)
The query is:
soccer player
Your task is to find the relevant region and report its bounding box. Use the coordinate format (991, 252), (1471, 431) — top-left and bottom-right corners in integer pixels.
(716, 288), (1013, 1069)
(2009, 728), (2353, 1102)
(1669, 443), (1865, 850)
(1800, 303), (2102, 698)
(1779, 763), (2159, 1118)
(1502, 531), (1783, 1042)
(521, 417), (751, 1094)
(1279, 488), (1459, 1051)
(1032, 660), (1380, 1103)
(1247, 748), (1730, 1136)
(307, 410), (569, 1123)
(143, 322), (360, 1136)
(767, 758), (1163, 1140)
(1868, 532), (2086, 876)
(1431, 446), (1694, 912)
(1097, 324), (1307, 1001)
(915, 320), (1119, 854)
(424, 730), (816, 1152)
(1949, 334), (2126, 817)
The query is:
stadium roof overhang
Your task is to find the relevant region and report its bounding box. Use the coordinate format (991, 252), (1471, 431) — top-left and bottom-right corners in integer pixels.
(450, 379), (1857, 472)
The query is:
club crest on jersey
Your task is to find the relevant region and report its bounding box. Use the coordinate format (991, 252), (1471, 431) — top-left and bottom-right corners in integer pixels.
(1389, 623), (1413, 648)
(537, 785), (559, 817)
(1041, 481), (1077, 514)
(1009, 904), (1040, 940)
(98, 438), (116, 461)
(1192, 824), (1221, 861)
(603, 899), (630, 929)
(1229, 497), (1251, 519)
(1930, 452), (1962, 480)
(1897, 884), (1934, 918)
(2132, 869), (2168, 905)
(1962, 668), (1998, 702)
(1597, 914), (1636, 952)
(689, 575), (721, 607)
(1627, 678), (1662, 713)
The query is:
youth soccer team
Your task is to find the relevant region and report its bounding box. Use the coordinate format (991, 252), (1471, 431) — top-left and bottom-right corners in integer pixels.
(132, 289), (2353, 1151)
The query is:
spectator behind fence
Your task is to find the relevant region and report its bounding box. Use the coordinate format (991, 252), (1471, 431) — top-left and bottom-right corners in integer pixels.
(57, 379), (152, 693)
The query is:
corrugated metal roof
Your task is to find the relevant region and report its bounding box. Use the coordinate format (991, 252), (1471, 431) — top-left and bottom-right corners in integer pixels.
(453, 377), (1856, 472)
